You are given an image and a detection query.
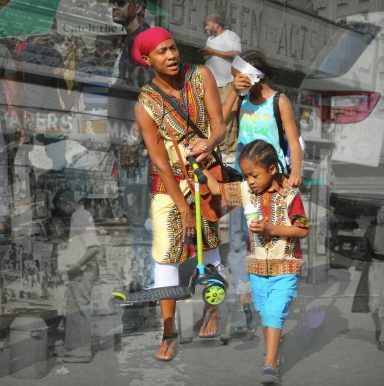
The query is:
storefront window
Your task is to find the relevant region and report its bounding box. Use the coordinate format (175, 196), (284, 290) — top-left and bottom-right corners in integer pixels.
(0, 1), (384, 384)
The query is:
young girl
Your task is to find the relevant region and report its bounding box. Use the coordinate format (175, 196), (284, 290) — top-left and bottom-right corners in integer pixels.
(204, 139), (309, 384)
(223, 50), (302, 187)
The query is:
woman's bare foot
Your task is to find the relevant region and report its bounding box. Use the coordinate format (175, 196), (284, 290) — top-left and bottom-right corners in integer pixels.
(198, 307), (220, 338)
(153, 335), (178, 361)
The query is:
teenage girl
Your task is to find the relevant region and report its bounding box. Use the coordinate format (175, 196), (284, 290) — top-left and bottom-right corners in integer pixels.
(223, 50), (302, 187)
(204, 139), (309, 384)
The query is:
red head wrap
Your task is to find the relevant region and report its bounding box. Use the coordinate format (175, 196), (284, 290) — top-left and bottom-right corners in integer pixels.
(131, 27), (174, 68)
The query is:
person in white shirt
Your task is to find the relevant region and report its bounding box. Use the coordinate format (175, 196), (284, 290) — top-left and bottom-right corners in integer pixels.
(199, 13), (241, 158)
(55, 189), (100, 363)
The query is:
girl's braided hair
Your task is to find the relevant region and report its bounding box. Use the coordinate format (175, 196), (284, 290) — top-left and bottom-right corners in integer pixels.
(238, 140), (286, 185)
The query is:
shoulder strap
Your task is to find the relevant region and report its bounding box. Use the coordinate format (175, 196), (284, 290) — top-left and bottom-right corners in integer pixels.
(236, 95), (245, 137)
(160, 110), (194, 189)
(149, 80), (207, 139)
(273, 91), (288, 155)
(149, 79), (223, 166)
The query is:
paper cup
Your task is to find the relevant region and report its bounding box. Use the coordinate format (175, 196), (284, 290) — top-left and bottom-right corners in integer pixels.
(245, 211), (259, 221)
(245, 211), (259, 226)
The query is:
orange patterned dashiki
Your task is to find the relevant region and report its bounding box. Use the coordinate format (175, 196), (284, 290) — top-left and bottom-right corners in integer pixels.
(220, 180), (308, 276)
(138, 64), (219, 264)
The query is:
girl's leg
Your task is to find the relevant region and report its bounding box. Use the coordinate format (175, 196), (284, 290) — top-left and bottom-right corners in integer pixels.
(264, 326), (282, 368)
(258, 274), (299, 368)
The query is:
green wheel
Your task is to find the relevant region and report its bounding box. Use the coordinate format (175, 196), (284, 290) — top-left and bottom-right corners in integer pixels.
(111, 291), (126, 304)
(202, 283), (226, 306)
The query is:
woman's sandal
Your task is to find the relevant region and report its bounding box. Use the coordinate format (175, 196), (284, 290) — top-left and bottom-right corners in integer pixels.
(153, 334), (178, 362)
(198, 307), (220, 338)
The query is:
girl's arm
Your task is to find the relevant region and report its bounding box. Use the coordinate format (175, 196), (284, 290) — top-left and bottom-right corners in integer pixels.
(278, 95), (302, 187)
(188, 65), (225, 162)
(222, 86), (238, 121)
(222, 73), (252, 121)
(249, 221), (308, 239)
(202, 169), (221, 196)
(135, 103), (195, 242)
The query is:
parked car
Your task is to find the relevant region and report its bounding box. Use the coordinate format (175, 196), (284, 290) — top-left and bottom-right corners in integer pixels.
(299, 12), (384, 205)
(300, 12), (384, 167)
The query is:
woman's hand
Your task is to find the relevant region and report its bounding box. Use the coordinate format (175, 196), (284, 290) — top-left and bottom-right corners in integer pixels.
(180, 204), (196, 243)
(187, 138), (213, 163)
(288, 173), (302, 187)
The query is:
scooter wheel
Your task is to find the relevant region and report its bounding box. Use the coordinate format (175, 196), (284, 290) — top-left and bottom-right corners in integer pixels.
(202, 283), (226, 306)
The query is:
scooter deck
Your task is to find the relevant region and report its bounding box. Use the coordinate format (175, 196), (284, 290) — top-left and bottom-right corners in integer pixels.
(112, 285), (192, 306)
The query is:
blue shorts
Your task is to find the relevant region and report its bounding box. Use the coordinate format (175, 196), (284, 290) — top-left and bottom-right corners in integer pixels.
(250, 273), (299, 330)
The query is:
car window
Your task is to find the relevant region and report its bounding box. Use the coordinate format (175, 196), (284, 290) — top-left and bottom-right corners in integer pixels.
(307, 22), (381, 79)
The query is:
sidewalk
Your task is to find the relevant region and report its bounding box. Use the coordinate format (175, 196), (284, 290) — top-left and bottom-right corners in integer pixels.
(1, 267), (383, 386)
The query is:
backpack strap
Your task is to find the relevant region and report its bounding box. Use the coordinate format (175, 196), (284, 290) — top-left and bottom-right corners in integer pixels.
(236, 95), (245, 137)
(273, 92), (288, 156)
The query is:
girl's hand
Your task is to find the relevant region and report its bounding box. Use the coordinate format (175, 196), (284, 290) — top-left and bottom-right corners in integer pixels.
(233, 73), (252, 94)
(249, 220), (275, 236)
(180, 204), (196, 243)
(288, 173), (302, 187)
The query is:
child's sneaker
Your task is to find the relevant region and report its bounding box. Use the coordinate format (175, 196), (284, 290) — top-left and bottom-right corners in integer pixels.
(260, 366), (280, 385)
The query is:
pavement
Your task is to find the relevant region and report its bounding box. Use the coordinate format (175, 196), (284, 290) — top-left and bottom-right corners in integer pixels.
(1, 264), (384, 386)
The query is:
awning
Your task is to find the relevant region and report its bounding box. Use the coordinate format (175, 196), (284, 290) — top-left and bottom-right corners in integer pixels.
(0, 0), (166, 38)
(0, 0), (60, 38)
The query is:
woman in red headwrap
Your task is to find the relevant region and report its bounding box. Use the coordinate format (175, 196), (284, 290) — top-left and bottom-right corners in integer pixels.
(132, 27), (226, 361)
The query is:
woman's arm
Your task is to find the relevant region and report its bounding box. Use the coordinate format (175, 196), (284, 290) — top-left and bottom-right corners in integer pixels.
(279, 94), (302, 187)
(135, 103), (195, 241)
(188, 65), (225, 162)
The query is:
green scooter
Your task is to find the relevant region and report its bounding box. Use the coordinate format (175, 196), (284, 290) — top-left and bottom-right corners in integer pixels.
(111, 157), (228, 307)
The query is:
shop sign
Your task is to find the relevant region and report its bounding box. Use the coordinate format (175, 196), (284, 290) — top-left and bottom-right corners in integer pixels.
(161, 0), (341, 73)
(56, 0), (125, 35)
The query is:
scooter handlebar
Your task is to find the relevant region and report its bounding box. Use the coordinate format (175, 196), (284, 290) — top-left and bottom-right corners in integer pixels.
(186, 156), (207, 184)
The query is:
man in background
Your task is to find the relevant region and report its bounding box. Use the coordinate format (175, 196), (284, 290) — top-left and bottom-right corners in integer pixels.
(107, 0), (150, 137)
(199, 13), (241, 159)
(107, 0), (150, 230)
(0, 41), (24, 236)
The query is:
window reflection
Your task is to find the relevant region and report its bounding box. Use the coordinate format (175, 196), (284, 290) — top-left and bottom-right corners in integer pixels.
(0, 0), (383, 383)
